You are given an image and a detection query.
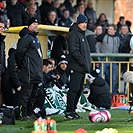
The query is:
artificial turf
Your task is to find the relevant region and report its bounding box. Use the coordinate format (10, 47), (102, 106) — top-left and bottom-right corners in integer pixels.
(0, 110), (133, 133)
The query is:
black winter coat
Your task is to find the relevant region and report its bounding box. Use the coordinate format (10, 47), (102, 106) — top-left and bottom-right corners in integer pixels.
(54, 66), (69, 89)
(16, 27), (43, 83)
(0, 34), (6, 73)
(7, 2), (27, 27)
(67, 23), (91, 73)
(88, 76), (112, 109)
(58, 17), (72, 27)
(8, 48), (21, 89)
(51, 35), (67, 63)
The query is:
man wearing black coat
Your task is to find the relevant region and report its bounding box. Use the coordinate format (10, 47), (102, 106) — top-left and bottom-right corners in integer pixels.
(2, 48), (21, 106)
(0, 20), (5, 106)
(6, 0), (27, 27)
(87, 71), (112, 109)
(16, 17), (43, 120)
(66, 14), (91, 119)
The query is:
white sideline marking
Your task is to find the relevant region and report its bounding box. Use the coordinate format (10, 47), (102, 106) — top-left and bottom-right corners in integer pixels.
(57, 123), (133, 126)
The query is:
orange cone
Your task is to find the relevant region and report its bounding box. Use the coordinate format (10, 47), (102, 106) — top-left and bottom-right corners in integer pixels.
(74, 128), (87, 133)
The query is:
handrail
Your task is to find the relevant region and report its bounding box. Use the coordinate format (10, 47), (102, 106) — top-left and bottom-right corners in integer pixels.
(90, 53), (133, 58)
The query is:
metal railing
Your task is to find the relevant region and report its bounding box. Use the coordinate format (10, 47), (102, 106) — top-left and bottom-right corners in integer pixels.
(91, 53), (133, 102)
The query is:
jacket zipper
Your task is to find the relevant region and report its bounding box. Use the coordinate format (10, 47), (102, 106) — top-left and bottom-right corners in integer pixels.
(28, 57), (30, 83)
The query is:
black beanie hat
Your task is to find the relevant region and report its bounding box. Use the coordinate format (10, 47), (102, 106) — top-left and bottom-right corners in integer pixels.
(0, 0), (6, 2)
(77, 14), (88, 25)
(58, 55), (68, 65)
(28, 17), (38, 27)
(90, 69), (100, 77)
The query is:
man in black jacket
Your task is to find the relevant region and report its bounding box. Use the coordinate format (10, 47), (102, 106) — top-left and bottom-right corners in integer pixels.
(87, 70), (112, 109)
(2, 48), (21, 106)
(65, 14), (91, 119)
(16, 17), (43, 120)
(0, 20), (5, 106)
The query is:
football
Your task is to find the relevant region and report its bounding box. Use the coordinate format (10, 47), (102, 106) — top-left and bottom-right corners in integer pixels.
(89, 111), (102, 122)
(100, 110), (111, 122)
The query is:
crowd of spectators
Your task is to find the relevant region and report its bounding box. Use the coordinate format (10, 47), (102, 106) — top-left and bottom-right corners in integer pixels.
(1, 0), (133, 120)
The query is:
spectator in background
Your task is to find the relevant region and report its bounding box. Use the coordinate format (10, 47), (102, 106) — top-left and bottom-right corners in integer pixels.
(63, 0), (75, 16)
(76, 4), (85, 15)
(84, 0), (97, 31)
(52, 0), (60, 19)
(25, 3), (41, 24)
(18, 0), (27, 8)
(119, 24), (130, 54)
(95, 24), (103, 54)
(44, 10), (58, 52)
(44, 10), (57, 26)
(96, 24), (120, 94)
(70, 11), (78, 23)
(58, 9), (72, 27)
(117, 16), (125, 34)
(96, 13), (109, 33)
(85, 28), (98, 62)
(75, 0), (87, 9)
(56, 3), (66, 18)
(26, 0), (41, 23)
(7, 0), (27, 27)
(126, 20), (132, 34)
(0, 0), (10, 30)
(39, 0), (54, 23)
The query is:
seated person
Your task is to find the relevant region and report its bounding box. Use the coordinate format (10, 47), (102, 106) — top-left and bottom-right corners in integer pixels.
(87, 70), (112, 109)
(34, 59), (53, 118)
(54, 55), (69, 89)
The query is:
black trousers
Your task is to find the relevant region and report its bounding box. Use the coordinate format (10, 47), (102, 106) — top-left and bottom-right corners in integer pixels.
(20, 82), (38, 117)
(34, 88), (46, 118)
(66, 70), (85, 112)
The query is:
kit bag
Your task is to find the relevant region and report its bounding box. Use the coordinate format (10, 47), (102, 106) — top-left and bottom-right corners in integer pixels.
(0, 107), (15, 125)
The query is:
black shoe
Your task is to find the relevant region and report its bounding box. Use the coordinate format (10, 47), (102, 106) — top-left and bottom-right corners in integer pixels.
(65, 112), (79, 120)
(73, 112), (83, 119)
(20, 116), (29, 121)
(28, 114), (37, 120)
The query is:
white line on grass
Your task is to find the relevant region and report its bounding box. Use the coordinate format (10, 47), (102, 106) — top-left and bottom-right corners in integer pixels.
(57, 123), (133, 126)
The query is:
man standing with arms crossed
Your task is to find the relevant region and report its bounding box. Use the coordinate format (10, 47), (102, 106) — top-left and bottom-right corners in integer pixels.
(66, 14), (91, 119)
(16, 17), (43, 120)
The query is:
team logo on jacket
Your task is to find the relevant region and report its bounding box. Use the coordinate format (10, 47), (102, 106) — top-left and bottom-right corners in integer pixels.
(82, 39), (84, 41)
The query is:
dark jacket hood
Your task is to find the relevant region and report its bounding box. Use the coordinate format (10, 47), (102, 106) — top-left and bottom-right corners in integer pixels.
(69, 23), (85, 34)
(19, 27), (38, 38)
(19, 27), (29, 38)
(91, 76), (106, 87)
(0, 34), (6, 41)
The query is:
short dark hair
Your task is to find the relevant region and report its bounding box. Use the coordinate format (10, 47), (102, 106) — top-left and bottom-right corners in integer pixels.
(108, 24), (117, 31)
(119, 16), (125, 21)
(0, 20), (4, 23)
(43, 59), (52, 66)
(120, 24), (128, 29)
(63, 9), (69, 13)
